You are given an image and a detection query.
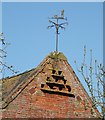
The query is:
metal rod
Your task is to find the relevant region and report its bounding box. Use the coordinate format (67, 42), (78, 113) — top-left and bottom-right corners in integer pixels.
(48, 10), (68, 53)
(56, 19), (58, 52)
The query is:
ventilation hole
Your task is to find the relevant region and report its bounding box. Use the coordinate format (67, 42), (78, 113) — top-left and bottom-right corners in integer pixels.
(55, 78), (58, 82)
(58, 71), (62, 75)
(41, 84), (44, 88)
(52, 70), (56, 74)
(66, 85), (71, 92)
(46, 77), (50, 81)
(49, 85), (55, 89)
(64, 80), (66, 84)
(59, 86), (63, 91)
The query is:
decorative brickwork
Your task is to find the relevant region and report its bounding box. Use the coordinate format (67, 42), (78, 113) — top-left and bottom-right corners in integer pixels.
(1, 52), (100, 118)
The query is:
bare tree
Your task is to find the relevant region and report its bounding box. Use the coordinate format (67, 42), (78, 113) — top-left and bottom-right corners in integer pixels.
(0, 32), (18, 78)
(74, 46), (105, 118)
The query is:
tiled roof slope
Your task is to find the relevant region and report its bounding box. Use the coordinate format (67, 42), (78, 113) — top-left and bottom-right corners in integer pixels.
(1, 54), (49, 109)
(1, 52), (67, 108)
(1, 52), (101, 118)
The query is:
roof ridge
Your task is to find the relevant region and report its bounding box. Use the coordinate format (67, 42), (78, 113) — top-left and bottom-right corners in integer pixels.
(48, 51), (67, 60)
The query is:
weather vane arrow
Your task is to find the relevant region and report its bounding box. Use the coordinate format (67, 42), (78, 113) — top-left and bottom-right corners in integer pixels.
(47, 10), (68, 52)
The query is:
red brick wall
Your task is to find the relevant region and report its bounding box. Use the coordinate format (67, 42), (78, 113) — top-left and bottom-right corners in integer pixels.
(2, 59), (100, 118)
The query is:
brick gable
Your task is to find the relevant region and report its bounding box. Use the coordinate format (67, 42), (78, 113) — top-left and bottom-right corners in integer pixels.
(1, 52), (100, 118)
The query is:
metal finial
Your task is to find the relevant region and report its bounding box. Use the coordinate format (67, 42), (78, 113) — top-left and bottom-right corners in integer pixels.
(48, 10), (68, 52)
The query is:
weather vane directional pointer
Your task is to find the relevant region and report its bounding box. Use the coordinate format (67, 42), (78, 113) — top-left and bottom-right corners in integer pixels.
(48, 10), (68, 52)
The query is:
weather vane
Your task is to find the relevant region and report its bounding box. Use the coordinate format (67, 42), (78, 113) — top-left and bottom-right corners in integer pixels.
(48, 10), (68, 52)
